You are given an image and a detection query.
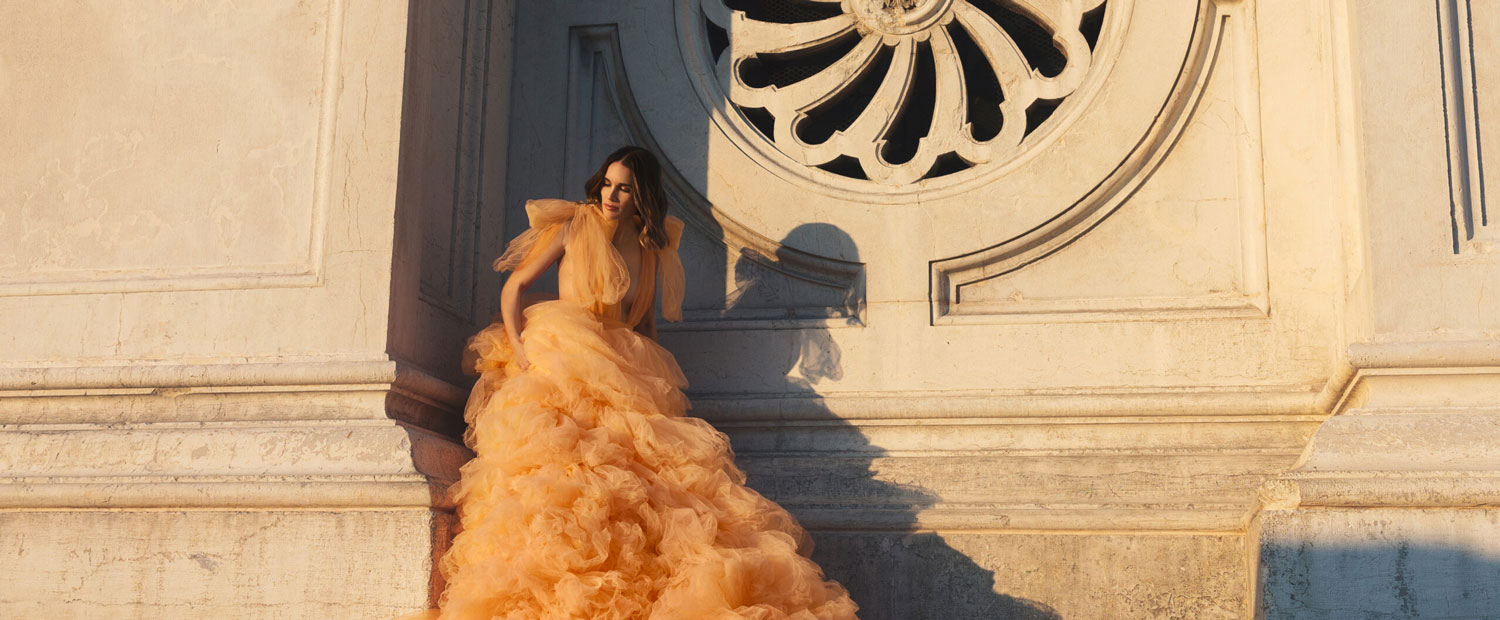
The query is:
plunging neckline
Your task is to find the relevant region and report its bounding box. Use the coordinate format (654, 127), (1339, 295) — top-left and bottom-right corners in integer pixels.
(574, 203), (656, 327)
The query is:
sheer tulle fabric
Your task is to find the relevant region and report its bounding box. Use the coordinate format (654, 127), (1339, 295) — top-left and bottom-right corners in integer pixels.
(423, 200), (858, 620)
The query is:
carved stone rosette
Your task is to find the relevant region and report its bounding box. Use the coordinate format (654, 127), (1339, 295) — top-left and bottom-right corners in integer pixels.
(697, 0), (1107, 185)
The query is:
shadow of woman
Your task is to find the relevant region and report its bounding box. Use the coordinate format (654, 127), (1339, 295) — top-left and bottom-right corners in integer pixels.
(702, 224), (1061, 620)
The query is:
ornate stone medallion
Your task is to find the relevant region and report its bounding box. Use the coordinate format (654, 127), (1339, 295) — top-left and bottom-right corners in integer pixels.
(682, 0), (1110, 190)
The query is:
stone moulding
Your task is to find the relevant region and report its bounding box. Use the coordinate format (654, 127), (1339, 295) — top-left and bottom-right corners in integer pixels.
(0, 358), (463, 401)
(566, 24), (866, 328)
(717, 405), (1317, 532)
(689, 385), (1324, 422)
(1261, 472), (1500, 510)
(790, 504), (1257, 532)
(928, 0), (1270, 325)
(0, 358), (469, 510)
(0, 358), (468, 435)
(0, 0), (348, 298)
(694, 383), (1321, 533)
(1346, 339), (1500, 369)
(0, 474), (452, 512)
(0, 356), (1322, 531)
(1258, 340), (1500, 513)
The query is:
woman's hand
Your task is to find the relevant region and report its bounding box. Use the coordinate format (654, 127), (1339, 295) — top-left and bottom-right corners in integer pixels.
(499, 220), (568, 374)
(511, 343), (530, 372)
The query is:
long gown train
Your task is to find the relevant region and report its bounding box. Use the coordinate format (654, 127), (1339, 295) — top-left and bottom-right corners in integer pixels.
(427, 200), (859, 620)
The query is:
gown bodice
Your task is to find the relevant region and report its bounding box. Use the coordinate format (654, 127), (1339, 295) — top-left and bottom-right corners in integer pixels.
(494, 199), (685, 329)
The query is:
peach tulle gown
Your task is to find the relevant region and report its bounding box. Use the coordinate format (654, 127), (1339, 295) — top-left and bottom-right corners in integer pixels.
(422, 199), (859, 620)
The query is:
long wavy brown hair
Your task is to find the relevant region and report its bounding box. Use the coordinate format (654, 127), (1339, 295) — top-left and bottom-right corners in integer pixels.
(584, 146), (668, 251)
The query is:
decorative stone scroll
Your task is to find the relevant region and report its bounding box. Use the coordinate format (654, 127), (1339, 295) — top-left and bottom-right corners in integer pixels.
(691, 0), (1108, 186)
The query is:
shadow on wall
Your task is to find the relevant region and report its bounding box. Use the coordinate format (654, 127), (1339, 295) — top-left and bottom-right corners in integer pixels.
(696, 224), (1061, 620)
(1258, 540), (1500, 618)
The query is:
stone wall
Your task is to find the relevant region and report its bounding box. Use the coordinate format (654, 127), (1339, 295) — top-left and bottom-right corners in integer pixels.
(1, 1), (515, 617)
(2, 0), (1496, 618)
(490, 0), (1331, 617)
(1251, 0), (1500, 616)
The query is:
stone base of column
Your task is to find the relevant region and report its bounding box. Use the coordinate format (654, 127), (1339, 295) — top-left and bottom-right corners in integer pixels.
(0, 359), (468, 619)
(1252, 345), (1500, 619)
(1, 509), (456, 619)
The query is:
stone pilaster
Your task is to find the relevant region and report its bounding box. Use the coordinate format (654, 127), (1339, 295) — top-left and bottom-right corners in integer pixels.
(1251, 0), (1500, 615)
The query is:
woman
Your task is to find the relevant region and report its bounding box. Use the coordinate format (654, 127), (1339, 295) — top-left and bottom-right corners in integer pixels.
(428, 146), (859, 620)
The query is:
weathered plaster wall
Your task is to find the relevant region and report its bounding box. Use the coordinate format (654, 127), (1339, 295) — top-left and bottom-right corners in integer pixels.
(0, 511), (446, 620)
(1, 0), (1493, 617)
(1353, 0), (1500, 339)
(1252, 0), (1500, 616)
(1258, 509), (1500, 618)
(0, 1), (513, 617)
(0, 0), (404, 363)
(495, 1), (1345, 617)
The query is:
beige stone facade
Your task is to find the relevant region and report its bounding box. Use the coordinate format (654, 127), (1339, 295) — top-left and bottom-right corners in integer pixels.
(1, 0), (1495, 618)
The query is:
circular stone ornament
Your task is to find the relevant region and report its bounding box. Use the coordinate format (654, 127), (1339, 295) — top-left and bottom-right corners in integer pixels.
(849, 0), (955, 37)
(681, 0), (1115, 196)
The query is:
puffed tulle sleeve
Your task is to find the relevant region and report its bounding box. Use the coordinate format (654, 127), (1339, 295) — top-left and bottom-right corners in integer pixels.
(491, 199), (579, 272)
(659, 216), (686, 322)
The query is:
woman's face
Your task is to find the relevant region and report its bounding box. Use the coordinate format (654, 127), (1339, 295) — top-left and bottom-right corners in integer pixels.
(599, 161), (637, 223)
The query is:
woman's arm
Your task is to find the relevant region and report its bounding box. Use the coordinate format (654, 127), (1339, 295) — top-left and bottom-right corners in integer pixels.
(500, 224), (568, 369)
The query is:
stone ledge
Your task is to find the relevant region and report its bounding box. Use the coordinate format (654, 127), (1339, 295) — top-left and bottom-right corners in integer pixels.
(0, 422), (468, 480)
(792, 504), (1255, 532)
(0, 358), (467, 411)
(1348, 340), (1500, 369)
(692, 386), (1325, 421)
(1260, 472), (1500, 510)
(0, 358), (470, 438)
(0, 475), (454, 510)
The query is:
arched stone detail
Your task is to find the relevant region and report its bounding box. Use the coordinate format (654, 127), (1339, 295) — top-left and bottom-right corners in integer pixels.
(928, 0), (1264, 324)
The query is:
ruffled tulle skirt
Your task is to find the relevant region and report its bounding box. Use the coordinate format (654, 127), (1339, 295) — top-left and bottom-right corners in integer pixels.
(428, 300), (858, 620)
